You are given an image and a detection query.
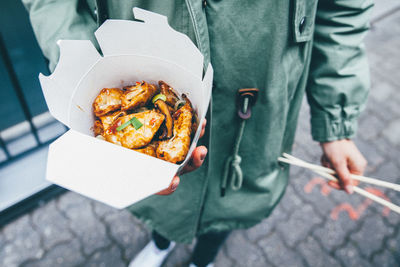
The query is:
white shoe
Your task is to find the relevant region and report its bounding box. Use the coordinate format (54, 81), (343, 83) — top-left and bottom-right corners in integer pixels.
(129, 240), (176, 267)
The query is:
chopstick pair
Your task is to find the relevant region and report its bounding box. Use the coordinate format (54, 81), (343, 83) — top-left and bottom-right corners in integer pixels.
(278, 153), (400, 215)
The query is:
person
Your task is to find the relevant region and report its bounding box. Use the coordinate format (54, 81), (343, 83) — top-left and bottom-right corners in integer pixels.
(22, 0), (372, 266)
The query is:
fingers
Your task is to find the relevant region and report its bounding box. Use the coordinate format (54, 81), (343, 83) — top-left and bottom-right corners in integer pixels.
(181, 146), (208, 174)
(320, 139), (368, 195)
(330, 158), (353, 194)
(347, 150), (367, 176)
(328, 179), (359, 190)
(156, 175), (180, 195)
(327, 180), (342, 190)
(199, 119), (207, 139)
(320, 155), (333, 169)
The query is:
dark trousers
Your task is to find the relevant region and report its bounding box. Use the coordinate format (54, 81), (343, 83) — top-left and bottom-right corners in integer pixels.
(152, 231), (230, 267)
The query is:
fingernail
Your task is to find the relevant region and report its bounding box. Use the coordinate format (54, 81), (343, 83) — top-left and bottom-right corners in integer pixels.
(200, 152), (207, 161)
(345, 185), (353, 194)
(171, 181), (179, 191)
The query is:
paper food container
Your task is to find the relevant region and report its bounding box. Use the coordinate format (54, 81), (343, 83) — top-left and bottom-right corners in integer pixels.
(39, 8), (213, 209)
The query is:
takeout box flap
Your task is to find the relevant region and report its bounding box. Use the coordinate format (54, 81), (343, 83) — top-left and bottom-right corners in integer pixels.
(47, 130), (178, 209)
(94, 7), (204, 79)
(39, 40), (101, 126)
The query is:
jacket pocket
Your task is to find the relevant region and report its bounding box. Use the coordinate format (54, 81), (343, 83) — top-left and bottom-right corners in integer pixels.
(292, 0), (319, 42)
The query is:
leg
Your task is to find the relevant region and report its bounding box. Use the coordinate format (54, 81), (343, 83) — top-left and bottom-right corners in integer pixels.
(129, 231), (175, 267)
(152, 231), (171, 250)
(191, 231), (230, 267)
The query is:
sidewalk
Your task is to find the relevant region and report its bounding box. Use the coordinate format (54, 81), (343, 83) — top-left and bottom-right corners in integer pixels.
(1, 3), (399, 267)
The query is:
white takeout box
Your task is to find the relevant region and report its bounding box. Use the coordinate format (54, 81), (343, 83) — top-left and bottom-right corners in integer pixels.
(39, 8), (213, 209)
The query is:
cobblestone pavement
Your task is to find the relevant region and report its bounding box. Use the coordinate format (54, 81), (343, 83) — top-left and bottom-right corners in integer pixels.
(1, 3), (400, 267)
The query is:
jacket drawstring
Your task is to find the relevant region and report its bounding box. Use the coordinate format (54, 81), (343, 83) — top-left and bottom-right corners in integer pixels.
(221, 89), (259, 197)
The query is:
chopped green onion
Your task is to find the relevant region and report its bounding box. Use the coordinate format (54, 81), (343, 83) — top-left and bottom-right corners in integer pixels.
(152, 94), (167, 104)
(116, 117), (143, 131)
(116, 120), (131, 131)
(174, 99), (186, 110)
(131, 117), (143, 130)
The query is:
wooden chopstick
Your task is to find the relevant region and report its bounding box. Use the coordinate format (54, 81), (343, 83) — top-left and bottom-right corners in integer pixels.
(278, 154), (400, 215)
(281, 153), (400, 192)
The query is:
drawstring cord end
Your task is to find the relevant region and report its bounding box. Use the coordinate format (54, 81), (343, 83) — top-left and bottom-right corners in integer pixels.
(219, 88), (259, 197)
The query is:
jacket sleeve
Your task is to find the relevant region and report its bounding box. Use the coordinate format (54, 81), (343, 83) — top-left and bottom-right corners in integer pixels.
(306, 0), (374, 142)
(22, 0), (98, 71)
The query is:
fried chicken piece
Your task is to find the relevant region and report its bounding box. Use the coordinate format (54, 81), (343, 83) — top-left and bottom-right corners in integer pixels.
(133, 140), (159, 157)
(104, 110), (165, 149)
(93, 88), (123, 117)
(98, 110), (126, 130)
(93, 120), (104, 136)
(156, 101), (193, 164)
(134, 146), (156, 157)
(121, 82), (158, 111)
(159, 81), (179, 107)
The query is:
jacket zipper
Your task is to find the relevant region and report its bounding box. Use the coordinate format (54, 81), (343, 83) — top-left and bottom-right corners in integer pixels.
(184, 0), (211, 236)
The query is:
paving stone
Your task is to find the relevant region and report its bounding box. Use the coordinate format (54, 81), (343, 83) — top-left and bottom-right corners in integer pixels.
(56, 192), (92, 214)
(297, 236), (340, 267)
(386, 230), (400, 261)
(31, 201), (73, 250)
(86, 245), (125, 267)
(23, 239), (85, 267)
(278, 184), (305, 214)
(334, 242), (373, 267)
(258, 232), (304, 267)
(368, 73), (397, 104)
(0, 216), (44, 267)
(92, 200), (120, 219)
(386, 94), (400, 117)
(372, 249), (399, 267)
(353, 138), (385, 173)
(60, 195), (111, 256)
(0, 230), (6, 249)
(162, 244), (194, 267)
(350, 214), (395, 258)
(289, 170), (338, 217)
(369, 160), (400, 185)
(245, 207), (288, 242)
(276, 204), (322, 248)
(225, 231), (271, 267)
(313, 213), (359, 251)
(370, 0), (400, 21)
(383, 190), (400, 226)
(382, 119), (400, 147)
(104, 210), (150, 261)
(214, 247), (235, 267)
(356, 112), (385, 142)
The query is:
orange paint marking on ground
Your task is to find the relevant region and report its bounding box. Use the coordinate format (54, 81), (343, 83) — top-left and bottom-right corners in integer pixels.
(330, 187), (391, 220)
(331, 203), (360, 220)
(364, 187), (391, 216)
(304, 177), (332, 196)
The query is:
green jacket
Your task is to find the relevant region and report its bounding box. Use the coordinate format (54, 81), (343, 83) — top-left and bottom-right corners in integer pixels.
(23, 0), (373, 243)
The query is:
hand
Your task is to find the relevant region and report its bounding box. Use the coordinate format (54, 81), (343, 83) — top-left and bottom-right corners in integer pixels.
(156, 119), (208, 195)
(320, 139), (367, 194)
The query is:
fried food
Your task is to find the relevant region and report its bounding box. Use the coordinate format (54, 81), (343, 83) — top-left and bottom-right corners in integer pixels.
(121, 82), (158, 111)
(93, 120), (104, 136)
(154, 99), (173, 139)
(159, 81), (179, 107)
(92, 81), (195, 164)
(156, 101), (193, 164)
(104, 110), (164, 149)
(99, 110), (126, 129)
(93, 88), (123, 117)
(134, 144), (157, 157)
